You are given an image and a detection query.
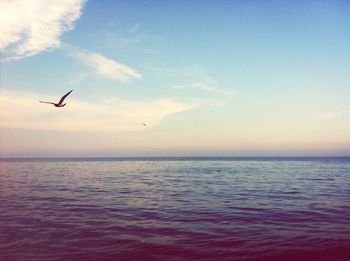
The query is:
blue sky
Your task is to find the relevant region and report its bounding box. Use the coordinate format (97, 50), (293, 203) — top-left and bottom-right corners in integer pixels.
(0, 0), (349, 157)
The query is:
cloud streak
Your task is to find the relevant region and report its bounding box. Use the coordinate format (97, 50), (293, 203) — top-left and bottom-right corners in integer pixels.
(0, 0), (85, 60)
(166, 65), (236, 105)
(0, 90), (199, 132)
(72, 50), (142, 83)
(174, 82), (234, 96)
(312, 110), (348, 120)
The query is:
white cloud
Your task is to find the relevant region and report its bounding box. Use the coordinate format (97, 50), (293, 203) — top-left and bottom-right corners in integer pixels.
(102, 24), (143, 48)
(165, 65), (236, 106)
(0, 90), (199, 132)
(174, 82), (234, 96)
(0, 0), (85, 60)
(65, 72), (89, 85)
(157, 65), (215, 83)
(312, 110), (348, 120)
(72, 50), (142, 83)
(154, 64), (235, 100)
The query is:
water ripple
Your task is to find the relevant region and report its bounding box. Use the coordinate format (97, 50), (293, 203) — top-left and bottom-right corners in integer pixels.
(1, 158), (350, 260)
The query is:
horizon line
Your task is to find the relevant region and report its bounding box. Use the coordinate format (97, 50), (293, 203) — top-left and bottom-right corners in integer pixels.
(1, 156), (349, 161)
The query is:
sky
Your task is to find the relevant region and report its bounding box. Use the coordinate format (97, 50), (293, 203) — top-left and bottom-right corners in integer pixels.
(0, 0), (349, 157)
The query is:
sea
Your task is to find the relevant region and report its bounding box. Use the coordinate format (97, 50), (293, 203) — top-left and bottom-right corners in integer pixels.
(0, 157), (349, 260)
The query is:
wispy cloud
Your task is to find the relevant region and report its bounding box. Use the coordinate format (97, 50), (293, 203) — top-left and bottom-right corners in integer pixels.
(162, 64), (235, 103)
(99, 23), (165, 53)
(174, 82), (235, 96)
(158, 65), (214, 81)
(0, 90), (199, 132)
(0, 0), (85, 60)
(102, 24), (143, 48)
(65, 72), (89, 85)
(312, 110), (348, 120)
(72, 50), (142, 83)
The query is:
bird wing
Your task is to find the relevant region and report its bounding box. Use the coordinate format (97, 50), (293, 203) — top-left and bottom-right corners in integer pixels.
(58, 89), (73, 104)
(39, 101), (56, 105)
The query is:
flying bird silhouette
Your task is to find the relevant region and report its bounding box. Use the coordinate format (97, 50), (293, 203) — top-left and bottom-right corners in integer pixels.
(39, 90), (73, 107)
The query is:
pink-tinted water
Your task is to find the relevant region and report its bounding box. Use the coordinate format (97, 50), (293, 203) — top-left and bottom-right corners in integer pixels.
(0, 158), (349, 260)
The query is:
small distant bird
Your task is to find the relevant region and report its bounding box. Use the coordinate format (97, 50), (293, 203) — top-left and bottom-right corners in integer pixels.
(39, 90), (73, 107)
(142, 123), (146, 126)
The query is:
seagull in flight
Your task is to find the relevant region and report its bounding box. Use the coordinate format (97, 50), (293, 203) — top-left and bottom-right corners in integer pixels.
(39, 90), (73, 107)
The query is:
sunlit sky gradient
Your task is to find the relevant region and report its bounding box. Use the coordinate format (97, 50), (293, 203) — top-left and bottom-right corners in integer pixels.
(0, 0), (349, 157)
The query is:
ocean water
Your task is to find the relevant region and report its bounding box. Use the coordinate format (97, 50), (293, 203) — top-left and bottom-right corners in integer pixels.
(0, 157), (350, 260)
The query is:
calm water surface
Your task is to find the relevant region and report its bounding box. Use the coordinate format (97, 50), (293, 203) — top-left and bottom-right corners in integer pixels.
(0, 158), (350, 260)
